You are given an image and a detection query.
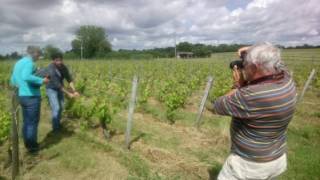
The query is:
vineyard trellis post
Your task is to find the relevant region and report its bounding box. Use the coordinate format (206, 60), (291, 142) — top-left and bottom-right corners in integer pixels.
(299, 69), (316, 102)
(125, 75), (139, 149)
(195, 76), (214, 128)
(10, 88), (20, 179)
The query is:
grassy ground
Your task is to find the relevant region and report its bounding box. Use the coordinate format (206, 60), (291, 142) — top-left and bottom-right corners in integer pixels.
(0, 85), (319, 180)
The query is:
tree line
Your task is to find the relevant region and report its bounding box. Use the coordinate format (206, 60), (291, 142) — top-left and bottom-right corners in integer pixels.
(1, 25), (320, 60)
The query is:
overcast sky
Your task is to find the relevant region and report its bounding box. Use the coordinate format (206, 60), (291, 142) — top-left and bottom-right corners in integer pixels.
(0, 0), (319, 54)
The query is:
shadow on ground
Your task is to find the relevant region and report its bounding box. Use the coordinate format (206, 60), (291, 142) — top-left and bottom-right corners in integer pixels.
(128, 132), (146, 149)
(21, 121), (75, 172)
(40, 121), (75, 150)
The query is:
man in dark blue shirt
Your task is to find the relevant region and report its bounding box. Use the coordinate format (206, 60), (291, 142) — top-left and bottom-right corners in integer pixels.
(46, 52), (79, 132)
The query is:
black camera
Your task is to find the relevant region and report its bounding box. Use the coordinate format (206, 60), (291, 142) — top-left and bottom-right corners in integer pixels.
(229, 51), (246, 69)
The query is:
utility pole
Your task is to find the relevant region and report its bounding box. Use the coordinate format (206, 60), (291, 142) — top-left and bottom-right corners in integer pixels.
(174, 33), (177, 59)
(80, 38), (83, 60)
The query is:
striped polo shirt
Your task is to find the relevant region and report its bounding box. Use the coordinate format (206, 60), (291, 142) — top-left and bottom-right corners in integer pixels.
(214, 71), (297, 162)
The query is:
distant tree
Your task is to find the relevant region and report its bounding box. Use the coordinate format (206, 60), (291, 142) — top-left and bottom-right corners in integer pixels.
(63, 51), (78, 59)
(301, 44), (310, 48)
(9, 52), (21, 60)
(193, 43), (211, 57)
(71, 25), (112, 59)
(177, 42), (193, 52)
(44, 45), (62, 59)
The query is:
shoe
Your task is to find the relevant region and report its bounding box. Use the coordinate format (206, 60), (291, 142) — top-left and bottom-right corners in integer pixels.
(27, 144), (40, 156)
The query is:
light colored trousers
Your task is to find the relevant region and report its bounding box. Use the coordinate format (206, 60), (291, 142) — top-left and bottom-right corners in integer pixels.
(218, 153), (287, 180)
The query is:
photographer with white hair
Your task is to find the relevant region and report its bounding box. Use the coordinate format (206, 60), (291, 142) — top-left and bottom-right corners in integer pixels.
(208, 42), (297, 180)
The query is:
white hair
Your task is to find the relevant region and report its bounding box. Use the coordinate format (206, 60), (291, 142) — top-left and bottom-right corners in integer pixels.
(27, 45), (42, 56)
(245, 42), (284, 74)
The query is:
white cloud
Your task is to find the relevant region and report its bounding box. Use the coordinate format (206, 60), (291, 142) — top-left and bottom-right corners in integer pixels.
(0, 0), (319, 54)
(247, 0), (278, 9)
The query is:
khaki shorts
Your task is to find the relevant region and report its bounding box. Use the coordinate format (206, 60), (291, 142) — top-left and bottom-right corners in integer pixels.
(218, 153), (287, 180)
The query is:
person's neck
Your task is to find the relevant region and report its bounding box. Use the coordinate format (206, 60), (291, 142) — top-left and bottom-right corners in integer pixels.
(27, 55), (35, 61)
(248, 71), (284, 85)
(250, 72), (273, 82)
(52, 63), (62, 69)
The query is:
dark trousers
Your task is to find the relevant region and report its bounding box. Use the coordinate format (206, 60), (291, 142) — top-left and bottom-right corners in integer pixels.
(19, 96), (41, 152)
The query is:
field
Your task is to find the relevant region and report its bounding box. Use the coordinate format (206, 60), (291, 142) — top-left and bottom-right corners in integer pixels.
(0, 49), (320, 179)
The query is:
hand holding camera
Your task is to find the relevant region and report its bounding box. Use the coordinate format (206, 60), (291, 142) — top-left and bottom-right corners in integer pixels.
(230, 47), (250, 88)
(237, 47), (250, 58)
(232, 65), (245, 88)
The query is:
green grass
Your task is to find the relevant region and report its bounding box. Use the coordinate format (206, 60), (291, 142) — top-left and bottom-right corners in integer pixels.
(1, 86), (319, 180)
(278, 91), (320, 180)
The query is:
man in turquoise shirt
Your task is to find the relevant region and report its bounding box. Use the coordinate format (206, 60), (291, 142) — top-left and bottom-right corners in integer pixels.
(10, 46), (49, 154)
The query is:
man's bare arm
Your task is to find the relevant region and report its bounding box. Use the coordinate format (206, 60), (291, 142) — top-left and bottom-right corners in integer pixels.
(61, 87), (75, 98)
(68, 82), (80, 97)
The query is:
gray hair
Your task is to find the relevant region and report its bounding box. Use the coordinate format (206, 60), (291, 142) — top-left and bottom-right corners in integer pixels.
(27, 45), (42, 56)
(245, 42), (285, 74)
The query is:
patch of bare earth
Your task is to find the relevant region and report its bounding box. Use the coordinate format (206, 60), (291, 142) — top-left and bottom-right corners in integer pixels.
(132, 141), (210, 179)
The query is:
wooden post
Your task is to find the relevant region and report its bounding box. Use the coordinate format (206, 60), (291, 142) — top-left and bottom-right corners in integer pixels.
(125, 75), (139, 149)
(195, 76), (214, 128)
(11, 89), (20, 179)
(299, 69), (316, 102)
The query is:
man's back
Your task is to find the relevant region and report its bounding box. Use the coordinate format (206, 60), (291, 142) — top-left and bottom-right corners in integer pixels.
(215, 71), (297, 162)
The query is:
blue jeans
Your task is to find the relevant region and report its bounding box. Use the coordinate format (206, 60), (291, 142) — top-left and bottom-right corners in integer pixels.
(19, 96), (41, 152)
(46, 88), (64, 132)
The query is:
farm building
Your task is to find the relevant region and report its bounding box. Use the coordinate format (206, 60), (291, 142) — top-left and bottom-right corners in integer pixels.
(177, 52), (194, 59)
